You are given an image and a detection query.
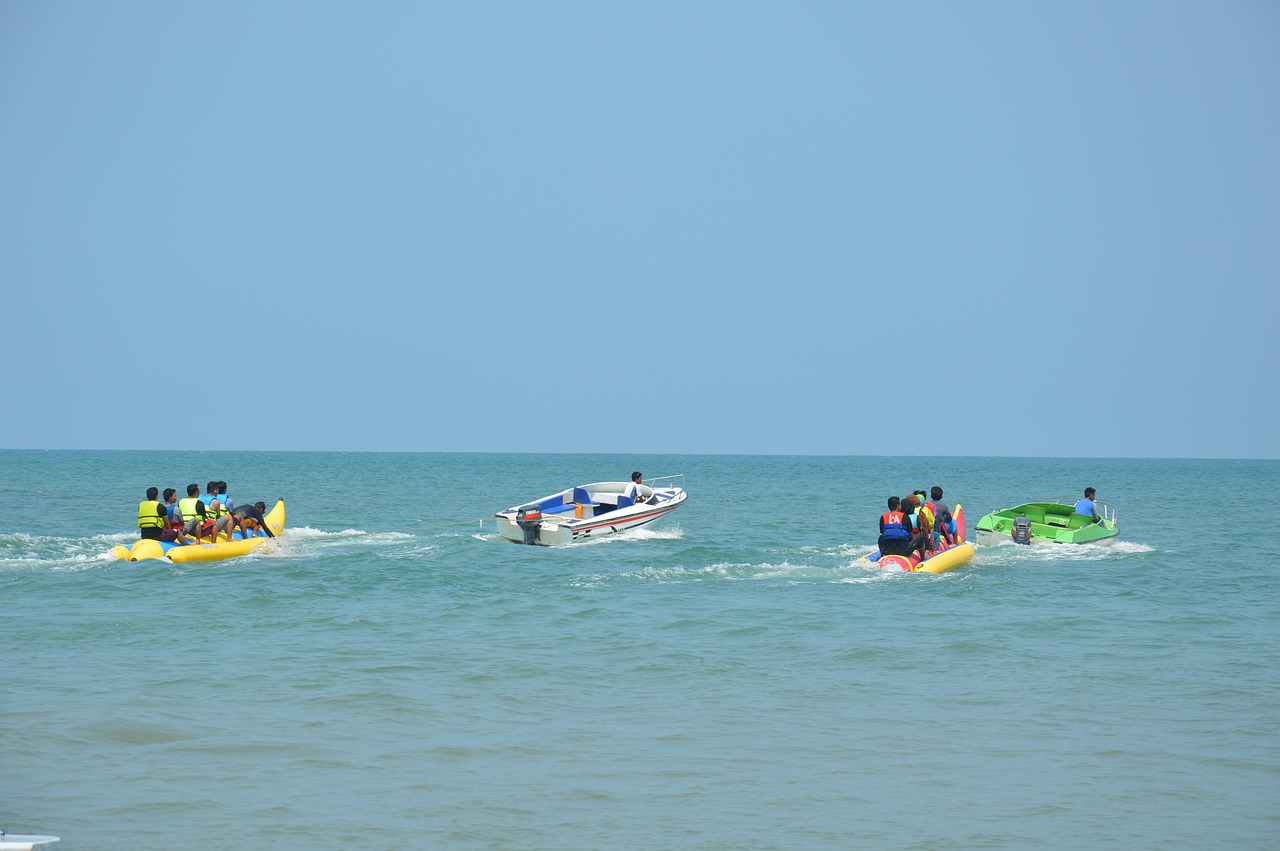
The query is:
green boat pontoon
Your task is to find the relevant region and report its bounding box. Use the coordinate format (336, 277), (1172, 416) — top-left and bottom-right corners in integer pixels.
(974, 500), (1118, 546)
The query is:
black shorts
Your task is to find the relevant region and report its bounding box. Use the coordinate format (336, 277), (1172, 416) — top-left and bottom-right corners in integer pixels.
(878, 536), (913, 556)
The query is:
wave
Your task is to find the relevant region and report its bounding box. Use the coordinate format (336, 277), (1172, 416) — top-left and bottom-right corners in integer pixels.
(972, 537), (1155, 567)
(565, 525), (685, 548)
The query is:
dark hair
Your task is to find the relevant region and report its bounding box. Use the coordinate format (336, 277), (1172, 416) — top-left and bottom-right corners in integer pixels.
(1084, 487), (1096, 498)
(146, 486), (159, 500)
(930, 486), (943, 500)
(631, 471), (642, 482)
(255, 502), (266, 511)
(914, 490), (926, 498)
(162, 488), (176, 501)
(207, 481), (218, 493)
(218, 481), (228, 493)
(187, 483), (201, 496)
(887, 496), (900, 510)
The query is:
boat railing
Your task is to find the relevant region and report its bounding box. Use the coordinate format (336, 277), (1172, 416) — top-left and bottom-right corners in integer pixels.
(646, 474), (686, 493)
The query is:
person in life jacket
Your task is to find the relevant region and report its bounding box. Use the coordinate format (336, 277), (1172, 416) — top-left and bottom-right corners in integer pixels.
(200, 481), (225, 519)
(878, 496), (915, 557)
(160, 487), (184, 542)
(900, 494), (932, 561)
(912, 491), (936, 552)
(137, 487), (167, 541)
(216, 481), (235, 515)
(179, 483), (215, 542)
(926, 486), (956, 547)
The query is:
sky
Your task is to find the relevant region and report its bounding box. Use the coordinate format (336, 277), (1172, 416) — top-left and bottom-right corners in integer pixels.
(1, 1), (1277, 458)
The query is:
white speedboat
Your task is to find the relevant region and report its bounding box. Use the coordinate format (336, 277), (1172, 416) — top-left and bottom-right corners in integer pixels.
(495, 476), (688, 546)
(0, 836), (60, 850)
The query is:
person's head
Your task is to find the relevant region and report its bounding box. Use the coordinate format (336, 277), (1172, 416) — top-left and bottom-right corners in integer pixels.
(207, 481), (218, 494)
(255, 501), (266, 512)
(631, 471), (642, 483)
(219, 481), (228, 493)
(902, 494), (918, 510)
(1084, 487), (1096, 499)
(163, 488), (177, 503)
(914, 490), (926, 501)
(930, 486), (943, 500)
(146, 486), (159, 501)
(887, 496), (900, 511)
(187, 483), (201, 497)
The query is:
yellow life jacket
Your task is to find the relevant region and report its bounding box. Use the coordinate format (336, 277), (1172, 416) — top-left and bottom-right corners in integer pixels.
(178, 496), (205, 522)
(137, 500), (164, 529)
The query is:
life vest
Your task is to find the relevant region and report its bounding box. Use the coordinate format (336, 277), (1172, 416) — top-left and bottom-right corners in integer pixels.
(200, 493), (227, 518)
(881, 510), (909, 539)
(917, 503), (935, 531)
(163, 505), (183, 531)
(179, 496), (205, 522)
(137, 500), (165, 529)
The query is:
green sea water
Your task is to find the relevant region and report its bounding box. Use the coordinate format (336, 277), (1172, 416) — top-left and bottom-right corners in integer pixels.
(2, 451), (1278, 849)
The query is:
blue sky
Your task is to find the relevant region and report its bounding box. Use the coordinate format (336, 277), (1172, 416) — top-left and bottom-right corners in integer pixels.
(2, 2), (1276, 458)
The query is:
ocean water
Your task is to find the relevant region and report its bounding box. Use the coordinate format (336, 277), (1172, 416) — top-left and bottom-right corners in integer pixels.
(2, 450), (1278, 850)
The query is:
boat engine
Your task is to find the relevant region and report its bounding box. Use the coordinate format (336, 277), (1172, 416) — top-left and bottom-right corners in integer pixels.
(1011, 516), (1032, 545)
(515, 506), (543, 545)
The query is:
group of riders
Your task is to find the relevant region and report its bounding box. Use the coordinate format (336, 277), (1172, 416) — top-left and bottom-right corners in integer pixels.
(877, 486), (958, 563)
(136, 481), (275, 545)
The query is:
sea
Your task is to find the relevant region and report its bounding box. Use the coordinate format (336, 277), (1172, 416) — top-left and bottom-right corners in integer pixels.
(2, 450), (1277, 850)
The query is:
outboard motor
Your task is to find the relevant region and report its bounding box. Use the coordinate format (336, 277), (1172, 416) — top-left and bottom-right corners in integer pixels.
(515, 506), (543, 545)
(1011, 516), (1032, 545)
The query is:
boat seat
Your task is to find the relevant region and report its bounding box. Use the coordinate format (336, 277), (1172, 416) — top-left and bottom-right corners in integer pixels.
(616, 494), (634, 510)
(543, 503), (577, 515)
(572, 487), (599, 506)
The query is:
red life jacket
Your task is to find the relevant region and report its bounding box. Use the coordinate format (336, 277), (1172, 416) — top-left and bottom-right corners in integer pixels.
(881, 511), (909, 539)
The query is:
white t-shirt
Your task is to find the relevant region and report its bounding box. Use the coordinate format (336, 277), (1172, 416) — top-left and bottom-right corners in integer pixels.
(623, 481), (644, 502)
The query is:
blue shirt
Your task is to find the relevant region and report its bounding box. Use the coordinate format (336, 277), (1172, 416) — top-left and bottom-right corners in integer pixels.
(1074, 497), (1096, 516)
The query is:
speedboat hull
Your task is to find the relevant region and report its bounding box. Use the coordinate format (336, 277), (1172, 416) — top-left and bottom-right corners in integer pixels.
(496, 480), (687, 546)
(974, 501), (1117, 546)
(111, 500), (286, 563)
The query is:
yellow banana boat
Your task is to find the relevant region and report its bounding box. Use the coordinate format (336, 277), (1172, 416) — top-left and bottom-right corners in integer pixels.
(112, 500), (286, 563)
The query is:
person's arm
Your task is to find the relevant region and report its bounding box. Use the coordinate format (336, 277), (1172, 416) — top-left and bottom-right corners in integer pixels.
(254, 508), (275, 538)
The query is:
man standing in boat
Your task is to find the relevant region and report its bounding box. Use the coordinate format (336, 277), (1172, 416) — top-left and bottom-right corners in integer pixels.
(1074, 487), (1100, 523)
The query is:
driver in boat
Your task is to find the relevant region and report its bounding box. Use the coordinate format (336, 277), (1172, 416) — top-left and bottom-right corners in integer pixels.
(1074, 487), (1100, 523)
(623, 472), (650, 505)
